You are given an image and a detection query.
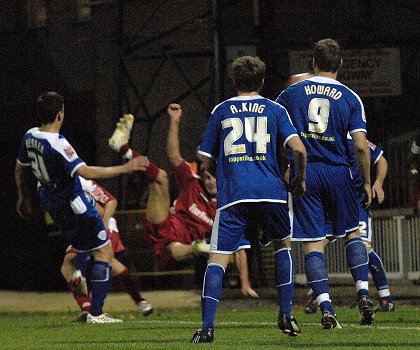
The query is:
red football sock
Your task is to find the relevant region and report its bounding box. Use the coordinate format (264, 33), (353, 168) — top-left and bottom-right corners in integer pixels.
(145, 163), (160, 181)
(122, 147), (160, 181)
(113, 268), (143, 304)
(68, 282), (92, 312)
(119, 144), (130, 157)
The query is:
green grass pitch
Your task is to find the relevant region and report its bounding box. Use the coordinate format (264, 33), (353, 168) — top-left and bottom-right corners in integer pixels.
(1, 306), (419, 349)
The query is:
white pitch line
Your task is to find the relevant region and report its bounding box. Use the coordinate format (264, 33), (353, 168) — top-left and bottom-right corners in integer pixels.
(132, 319), (420, 331)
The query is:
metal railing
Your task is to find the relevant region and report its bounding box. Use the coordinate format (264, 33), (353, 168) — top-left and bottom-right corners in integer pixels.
(260, 210), (420, 285)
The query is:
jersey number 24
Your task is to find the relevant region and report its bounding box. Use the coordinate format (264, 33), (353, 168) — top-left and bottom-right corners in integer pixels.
(222, 117), (270, 156)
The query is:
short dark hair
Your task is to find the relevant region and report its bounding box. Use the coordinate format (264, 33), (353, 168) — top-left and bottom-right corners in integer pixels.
(313, 39), (342, 73)
(36, 91), (64, 124)
(231, 56), (265, 93)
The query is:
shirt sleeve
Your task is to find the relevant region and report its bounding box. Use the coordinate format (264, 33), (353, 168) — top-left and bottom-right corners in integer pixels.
(53, 137), (85, 177)
(16, 139), (31, 166)
(172, 160), (199, 192)
(198, 112), (221, 159)
(275, 89), (289, 109)
(349, 94), (367, 134)
(368, 141), (383, 165)
(277, 106), (298, 149)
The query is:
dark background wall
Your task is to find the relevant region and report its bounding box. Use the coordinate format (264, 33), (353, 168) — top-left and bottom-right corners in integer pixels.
(1, 0), (419, 290)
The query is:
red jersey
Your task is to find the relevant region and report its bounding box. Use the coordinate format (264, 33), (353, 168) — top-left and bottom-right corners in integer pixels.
(170, 160), (217, 238)
(143, 160), (216, 267)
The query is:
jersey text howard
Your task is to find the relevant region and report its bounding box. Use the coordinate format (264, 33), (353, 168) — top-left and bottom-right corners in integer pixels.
(304, 84), (342, 100)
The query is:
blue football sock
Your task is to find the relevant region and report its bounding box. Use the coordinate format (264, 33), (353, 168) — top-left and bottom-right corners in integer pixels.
(345, 238), (369, 297)
(369, 250), (392, 300)
(90, 261), (112, 316)
(201, 263), (225, 330)
(274, 248), (294, 318)
(305, 251), (334, 314)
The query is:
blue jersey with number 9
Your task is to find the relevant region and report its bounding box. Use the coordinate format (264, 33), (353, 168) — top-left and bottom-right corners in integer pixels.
(276, 76), (367, 166)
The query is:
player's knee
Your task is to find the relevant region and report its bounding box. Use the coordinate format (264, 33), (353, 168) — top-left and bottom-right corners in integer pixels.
(363, 240), (373, 253)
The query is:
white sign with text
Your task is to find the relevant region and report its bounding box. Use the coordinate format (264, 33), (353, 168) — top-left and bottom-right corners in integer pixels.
(288, 48), (401, 97)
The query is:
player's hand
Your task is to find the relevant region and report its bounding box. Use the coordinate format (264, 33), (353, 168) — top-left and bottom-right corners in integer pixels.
(283, 167), (291, 184)
(362, 183), (372, 208)
(372, 181), (385, 204)
(128, 155), (150, 172)
(290, 176), (306, 198)
(16, 197), (33, 220)
(167, 103), (182, 123)
(241, 286), (259, 298)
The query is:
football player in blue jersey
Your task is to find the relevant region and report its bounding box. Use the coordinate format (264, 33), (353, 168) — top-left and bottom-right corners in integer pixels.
(347, 138), (394, 312)
(15, 91), (149, 323)
(191, 56), (307, 343)
(305, 137), (394, 314)
(276, 39), (374, 328)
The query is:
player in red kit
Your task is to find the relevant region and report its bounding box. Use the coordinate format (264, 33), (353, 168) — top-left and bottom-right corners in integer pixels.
(108, 103), (258, 297)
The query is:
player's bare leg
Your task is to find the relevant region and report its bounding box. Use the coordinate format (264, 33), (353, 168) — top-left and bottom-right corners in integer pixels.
(145, 169), (171, 224)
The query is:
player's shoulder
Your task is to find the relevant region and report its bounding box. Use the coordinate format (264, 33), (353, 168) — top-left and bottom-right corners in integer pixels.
(268, 98), (291, 117)
(24, 127), (39, 135)
(210, 98), (233, 115)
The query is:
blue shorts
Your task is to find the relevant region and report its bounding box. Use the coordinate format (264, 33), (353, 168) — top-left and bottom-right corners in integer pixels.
(290, 162), (359, 241)
(324, 191), (371, 242)
(42, 192), (109, 252)
(211, 201), (291, 254)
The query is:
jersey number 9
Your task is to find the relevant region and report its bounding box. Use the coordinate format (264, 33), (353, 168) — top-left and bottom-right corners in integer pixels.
(308, 98), (330, 134)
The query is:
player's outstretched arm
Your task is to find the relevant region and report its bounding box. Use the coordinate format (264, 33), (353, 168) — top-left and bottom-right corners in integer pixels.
(372, 155), (388, 204)
(352, 131), (371, 207)
(76, 156), (149, 180)
(167, 103), (184, 169)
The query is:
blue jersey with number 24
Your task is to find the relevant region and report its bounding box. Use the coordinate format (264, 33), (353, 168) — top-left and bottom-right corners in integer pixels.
(198, 95), (298, 210)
